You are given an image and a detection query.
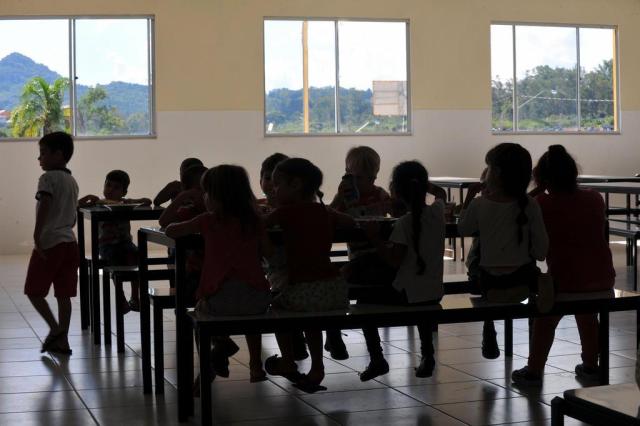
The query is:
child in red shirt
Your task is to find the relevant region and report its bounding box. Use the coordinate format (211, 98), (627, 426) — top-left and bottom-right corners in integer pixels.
(265, 158), (354, 392)
(166, 165), (271, 383)
(512, 145), (615, 386)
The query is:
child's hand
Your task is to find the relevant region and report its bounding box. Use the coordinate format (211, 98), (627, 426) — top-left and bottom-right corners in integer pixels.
(337, 178), (358, 203)
(139, 198), (152, 206)
(79, 194), (99, 206)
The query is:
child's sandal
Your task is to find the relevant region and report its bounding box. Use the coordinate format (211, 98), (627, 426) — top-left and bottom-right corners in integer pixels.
(264, 355), (302, 383)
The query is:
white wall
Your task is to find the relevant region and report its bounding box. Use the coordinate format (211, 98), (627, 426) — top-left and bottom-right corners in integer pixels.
(2, 109), (639, 254)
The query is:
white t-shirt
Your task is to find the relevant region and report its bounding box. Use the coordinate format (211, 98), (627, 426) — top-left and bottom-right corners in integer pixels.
(457, 196), (548, 275)
(36, 169), (79, 250)
(390, 199), (445, 303)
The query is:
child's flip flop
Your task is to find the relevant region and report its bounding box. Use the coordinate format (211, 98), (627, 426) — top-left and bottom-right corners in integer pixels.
(264, 355), (303, 383)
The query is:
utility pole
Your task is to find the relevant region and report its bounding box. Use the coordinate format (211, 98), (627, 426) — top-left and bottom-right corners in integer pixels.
(302, 21), (310, 133)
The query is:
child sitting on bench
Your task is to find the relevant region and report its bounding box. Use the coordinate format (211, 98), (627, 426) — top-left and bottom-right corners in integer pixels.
(458, 143), (550, 360)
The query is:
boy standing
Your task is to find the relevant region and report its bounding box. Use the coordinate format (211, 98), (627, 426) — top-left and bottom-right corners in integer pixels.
(25, 132), (79, 355)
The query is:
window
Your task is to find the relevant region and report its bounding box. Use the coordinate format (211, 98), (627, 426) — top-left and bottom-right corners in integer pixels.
(0, 17), (154, 139)
(264, 19), (409, 135)
(491, 23), (618, 133)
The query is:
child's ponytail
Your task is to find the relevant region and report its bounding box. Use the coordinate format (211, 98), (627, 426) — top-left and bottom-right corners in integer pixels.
(486, 143), (532, 244)
(391, 162), (430, 275)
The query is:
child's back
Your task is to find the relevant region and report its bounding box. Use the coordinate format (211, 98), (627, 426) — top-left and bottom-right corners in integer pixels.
(459, 195), (547, 273)
(391, 199), (445, 302)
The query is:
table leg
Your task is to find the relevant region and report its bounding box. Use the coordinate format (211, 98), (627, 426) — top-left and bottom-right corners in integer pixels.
(550, 397), (565, 426)
(77, 214), (89, 330)
(91, 219), (101, 345)
(103, 269), (111, 345)
(176, 242), (194, 421)
(504, 318), (513, 357)
(138, 230), (152, 394)
(154, 304), (165, 395)
(199, 327), (213, 426)
(598, 309), (609, 385)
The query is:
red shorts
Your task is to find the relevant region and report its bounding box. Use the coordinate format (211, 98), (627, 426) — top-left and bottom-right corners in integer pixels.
(24, 241), (79, 298)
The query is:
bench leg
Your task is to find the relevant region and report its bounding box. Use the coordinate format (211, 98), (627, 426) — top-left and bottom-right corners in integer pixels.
(199, 327), (213, 426)
(92, 266), (101, 345)
(550, 396), (565, 426)
(154, 305), (165, 395)
(598, 309), (609, 385)
(504, 319), (513, 357)
(103, 270), (112, 346)
(634, 237), (638, 291)
(80, 259), (90, 330)
(115, 279), (125, 353)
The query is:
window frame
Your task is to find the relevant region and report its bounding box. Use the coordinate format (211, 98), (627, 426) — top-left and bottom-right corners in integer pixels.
(0, 15), (156, 142)
(491, 21), (620, 135)
(262, 17), (412, 137)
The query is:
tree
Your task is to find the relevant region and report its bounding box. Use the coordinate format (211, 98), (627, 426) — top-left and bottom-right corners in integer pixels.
(10, 77), (68, 137)
(77, 86), (126, 135)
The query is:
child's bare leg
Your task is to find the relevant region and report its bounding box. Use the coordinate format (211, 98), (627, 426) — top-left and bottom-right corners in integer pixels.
(245, 334), (266, 380)
(57, 297), (72, 334)
(28, 296), (59, 332)
(304, 330), (325, 383)
(56, 297), (72, 348)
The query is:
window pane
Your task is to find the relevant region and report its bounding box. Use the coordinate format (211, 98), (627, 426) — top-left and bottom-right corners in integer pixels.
(264, 20), (336, 134)
(515, 26), (577, 132)
(338, 21), (408, 133)
(307, 21), (336, 133)
(491, 25), (514, 131)
(579, 28), (616, 132)
(264, 20), (303, 133)
(0, 20), (70, 138)
(75, 19), (151, 136)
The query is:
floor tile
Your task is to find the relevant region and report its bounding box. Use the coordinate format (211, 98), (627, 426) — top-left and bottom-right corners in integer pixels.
(0, 375), (71, 393)
(299, 388), (423, 414)
(0, 357), (60, 377)
(398, 380), (514, 405)
(373, 364), (479, 387)
(0, 391), (85, 413)
(331, 406), (466, 425)
(76, 386), (177, 409)
(0, 409), (97, 425)
(434, 396), (550, 425)
(210, 395), (321, 423)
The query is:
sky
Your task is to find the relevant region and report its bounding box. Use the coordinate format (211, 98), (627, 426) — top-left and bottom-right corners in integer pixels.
(491, 24), (615, 82)
(0, 18), (150, 86)
(264, 20), (407, 92)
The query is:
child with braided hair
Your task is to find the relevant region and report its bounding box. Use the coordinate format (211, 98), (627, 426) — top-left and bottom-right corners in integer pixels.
(458, 143), (550, 360)
(358, 160), (446, 381)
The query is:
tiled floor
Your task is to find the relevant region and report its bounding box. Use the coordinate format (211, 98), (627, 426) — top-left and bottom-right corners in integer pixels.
(0, 241), (637, 425)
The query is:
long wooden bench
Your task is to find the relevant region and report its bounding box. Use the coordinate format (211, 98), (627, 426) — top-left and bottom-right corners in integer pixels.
(551, 383), (640, 425)
(187, 289), (640, 426)
(147, 273), (472, 395)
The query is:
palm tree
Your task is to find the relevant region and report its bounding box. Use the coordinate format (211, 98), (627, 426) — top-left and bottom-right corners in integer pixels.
(10, 76), (69, 137)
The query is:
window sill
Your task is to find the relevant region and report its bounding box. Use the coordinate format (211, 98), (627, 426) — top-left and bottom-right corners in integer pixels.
(0, 134), (157, 143)
(264, 131), (413, 138)
(492, 131), (621, 136)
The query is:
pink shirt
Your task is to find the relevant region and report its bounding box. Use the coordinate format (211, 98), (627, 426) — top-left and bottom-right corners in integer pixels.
(269, 203), (339, 284)
(195, 213), (269, 298)
(536, 189), (615, 292)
